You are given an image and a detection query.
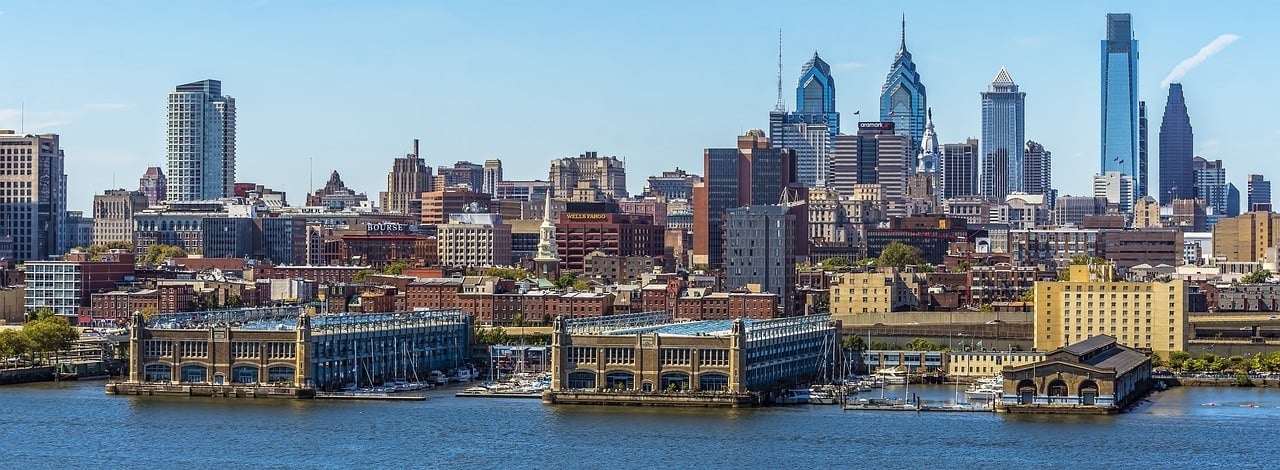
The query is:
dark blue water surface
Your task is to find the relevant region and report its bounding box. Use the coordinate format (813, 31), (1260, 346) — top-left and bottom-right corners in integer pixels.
(0, 381), (1276, 468)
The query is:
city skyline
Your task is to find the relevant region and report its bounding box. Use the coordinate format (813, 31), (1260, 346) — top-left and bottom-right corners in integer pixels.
(0, 1), (1268, 212)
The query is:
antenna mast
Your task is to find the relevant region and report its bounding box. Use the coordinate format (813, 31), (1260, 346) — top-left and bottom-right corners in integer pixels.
(774, 29), (785, 113)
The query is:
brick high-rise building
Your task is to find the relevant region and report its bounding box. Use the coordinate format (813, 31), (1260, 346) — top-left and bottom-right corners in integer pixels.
(692, 130), (797, 268)
(92, 189), (149, 246)
(380, 139), (433, 214)
(549, 151), (627, 201)
(138, 166), (166, 206)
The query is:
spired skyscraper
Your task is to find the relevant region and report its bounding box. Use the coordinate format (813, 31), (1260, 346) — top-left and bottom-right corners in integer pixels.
(167, 79), (235, 202)
(1100, 13), (1140, 199)
(880, 17), (927, 156)
(980, 68), (1026, 200)
(1159, 83), (1194, 204)
(769, 51), (839, 188)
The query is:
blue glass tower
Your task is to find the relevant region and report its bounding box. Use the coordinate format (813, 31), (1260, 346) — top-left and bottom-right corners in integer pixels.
(880, 17), (927, 156)
(1100, 13), (1140, 198)
(980, 68), (1026, 200)
(769, 52), (839, 188)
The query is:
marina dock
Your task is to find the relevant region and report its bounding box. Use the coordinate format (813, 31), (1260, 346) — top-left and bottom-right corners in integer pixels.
(315, 392), (427, 401)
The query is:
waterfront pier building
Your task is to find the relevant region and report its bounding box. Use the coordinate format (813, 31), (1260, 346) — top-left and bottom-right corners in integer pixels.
(544, 311), (839, 407)
(108, 307), (472, 398)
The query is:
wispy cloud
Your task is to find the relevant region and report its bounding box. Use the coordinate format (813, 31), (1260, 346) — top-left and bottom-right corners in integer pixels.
(1162, 34), (1240, 87)
(85, 103), (129, 110)
(0, 108), (76, 132)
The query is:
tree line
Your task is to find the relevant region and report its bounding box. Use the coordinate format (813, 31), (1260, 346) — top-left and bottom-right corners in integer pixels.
(0, 310), (81, 369)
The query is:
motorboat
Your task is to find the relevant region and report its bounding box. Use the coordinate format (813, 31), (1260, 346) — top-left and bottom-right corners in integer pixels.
(873, 368), (907, 385)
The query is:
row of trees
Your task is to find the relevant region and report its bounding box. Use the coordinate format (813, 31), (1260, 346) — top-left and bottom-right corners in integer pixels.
(1161, 350), (1280, 373)
(842, 335), (948, 352)
(0, 310), (81, 369)
(143, 244), (188, 264)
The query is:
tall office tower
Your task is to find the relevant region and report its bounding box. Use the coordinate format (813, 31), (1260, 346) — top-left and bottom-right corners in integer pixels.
(829, 122), (908, 212)
(92, 189), (149, 246)
(880, 17), (928, 155)
(0, 130), (67, 261)
(166, 79), (235, 201)
(1192, 156), (1229, 215)
(1159, 83), (1194, 204)
(1023, 141), (1053, 198)
(549, 151), (628, 200)
(379, 139), (433, 214)
(724, 204), (799, 313)
(1226, 183), (1241, 217)
(437, 161), (484, 191)
(692, 130), (796, 268)
(1138, 100), (1148, 197)
(939, 139), (980, 199)
(1100, 13), (1139, 200)
(482, 159), (503, 196)
(138, 166), (167, 206)
(1247, 174), (1271, 211)
(1093, 171), (1135, 212)
(769, 52), (839, 187)
(980, 68), (1026, 199)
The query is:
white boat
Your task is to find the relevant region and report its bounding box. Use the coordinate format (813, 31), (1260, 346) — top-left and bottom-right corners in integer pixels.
(873, 368), (907, 385)
(776, 388), (814, 405)
(429, 370), (449, 385)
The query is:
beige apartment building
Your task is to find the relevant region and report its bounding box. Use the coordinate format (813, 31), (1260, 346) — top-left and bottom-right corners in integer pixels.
(1033, 264), (1186, 356)
(436, 213), (512, 267)
(1213, 211), (1280, 262)
(829, 268), (925, 323)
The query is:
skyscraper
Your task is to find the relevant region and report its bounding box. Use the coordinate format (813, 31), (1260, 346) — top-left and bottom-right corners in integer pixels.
(980, 68), (1026, 200)
(167, 79), (235, 201)
(0, 130), (67, 261)
(1248, 174), (1271, 211)
(1023, 141), (1053, 198)
(549, 151), (627, 201)
(829, 122), (908, 210)
(1100, 13), (1139, 197)
(1192, 156), (1229, 216)
(482, 159), (503, 196)
(769, 52), (839, 187)
(940, 139), (980, 199)
(1159, 83), (1194, 204)
(1138, 100), (1148, 198)
(692, 131), (796, 268)
(880, 17), (928, 155)
(379, 139), (433, 214)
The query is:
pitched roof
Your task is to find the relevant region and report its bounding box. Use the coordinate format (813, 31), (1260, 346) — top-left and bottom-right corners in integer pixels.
(993, 67), (1014, 84)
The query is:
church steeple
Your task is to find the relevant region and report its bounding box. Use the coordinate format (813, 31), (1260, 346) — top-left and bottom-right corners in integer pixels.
(533, 196), (559, 280)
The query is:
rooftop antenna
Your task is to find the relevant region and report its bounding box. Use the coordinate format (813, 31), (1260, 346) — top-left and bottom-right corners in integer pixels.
(20, 101), (24, 134)
(774, 29), (785, 113)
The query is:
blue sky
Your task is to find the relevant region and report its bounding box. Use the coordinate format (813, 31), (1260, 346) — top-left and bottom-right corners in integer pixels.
(0, 1), (1271, 212)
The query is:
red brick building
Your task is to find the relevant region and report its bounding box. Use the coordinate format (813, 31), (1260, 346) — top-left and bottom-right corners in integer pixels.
(556, 212), (663, 272)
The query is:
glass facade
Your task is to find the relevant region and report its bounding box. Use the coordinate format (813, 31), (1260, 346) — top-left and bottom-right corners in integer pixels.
(1158, 83), (1194, 204)
(879, 22), (927, 156)
(770, 52), (839, 188)
(167, 79), (235, 202)
(980, 68), (1026, 200)
(1100, 14), (1139, 197)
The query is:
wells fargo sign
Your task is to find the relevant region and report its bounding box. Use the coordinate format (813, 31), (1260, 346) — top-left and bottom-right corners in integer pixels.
(564, 213), (607, 221)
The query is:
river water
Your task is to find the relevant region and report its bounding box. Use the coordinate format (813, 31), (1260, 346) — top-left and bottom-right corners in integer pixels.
(1, 381), (1276, 468)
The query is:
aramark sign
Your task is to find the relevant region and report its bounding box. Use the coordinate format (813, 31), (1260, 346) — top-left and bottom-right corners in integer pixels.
(858, 122), (894, 130)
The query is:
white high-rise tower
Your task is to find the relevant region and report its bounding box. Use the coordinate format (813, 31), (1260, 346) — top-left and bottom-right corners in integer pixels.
(167, 79), (235, 201)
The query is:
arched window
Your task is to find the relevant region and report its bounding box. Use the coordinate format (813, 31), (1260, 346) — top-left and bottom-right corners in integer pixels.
(1048, 379), (1069, 397)
(604, 371), (634, 390)
(699, 373), (729, 392)
(659, 372), (690, 391)
(144, 364), (171, 382)
(1079, 379), (1099, 405)
(567, 371), (595, 389)
(231, 365), (259, 384)
(179, 365), (208, 383)
(267, 366), (295, 383)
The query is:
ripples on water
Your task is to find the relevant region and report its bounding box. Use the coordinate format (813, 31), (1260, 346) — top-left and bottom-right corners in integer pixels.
(0, 382), (1276, 468)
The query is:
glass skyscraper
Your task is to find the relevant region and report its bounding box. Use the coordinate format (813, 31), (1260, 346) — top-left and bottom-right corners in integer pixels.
(980, 68), (1026, 200)
(1100, 13), (1139, 198)
(769, 52), (839, 188)
(1159, 83), (1194, 204)
(880, 19), (927, 156)
(167, 79), (236, 201)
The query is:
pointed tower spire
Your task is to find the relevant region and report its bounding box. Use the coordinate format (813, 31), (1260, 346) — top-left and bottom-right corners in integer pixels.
(775, 29), (785, 113)
(900, 14), (907, 50)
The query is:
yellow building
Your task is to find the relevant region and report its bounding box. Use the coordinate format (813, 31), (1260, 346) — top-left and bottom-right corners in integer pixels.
(1034, 264), (1186, 356)
(947, 351), (1046, 378)
(1212, 211), (1280, 262)
(829, 268), (924, 322)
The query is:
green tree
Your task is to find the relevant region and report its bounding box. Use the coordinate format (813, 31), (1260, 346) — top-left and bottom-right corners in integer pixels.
(1168, 350), (1191, 370)
(554, 273), (579, 290)
(353, 269), (377, 283)
(381, 261), (410, 275)
(483, 267), (530, 280)
(904, 337), (938, 351)
(1240, 269), (1271, 284)
(0, 329), (32, 369)
(842, 334), (866, 351)
(1019, 289), (1036, 302)
(22, 313), (79, 366)
(869, 341), (890, 350)
(224, 295), (245, 309)
(877, 241), (924, 269)
(143, 244), (188, 264)
(105, 241), (134, 250)
(820, 257), (852, 268)
(572, 280), (591, 291)
(1068, 255), (1107, 266)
